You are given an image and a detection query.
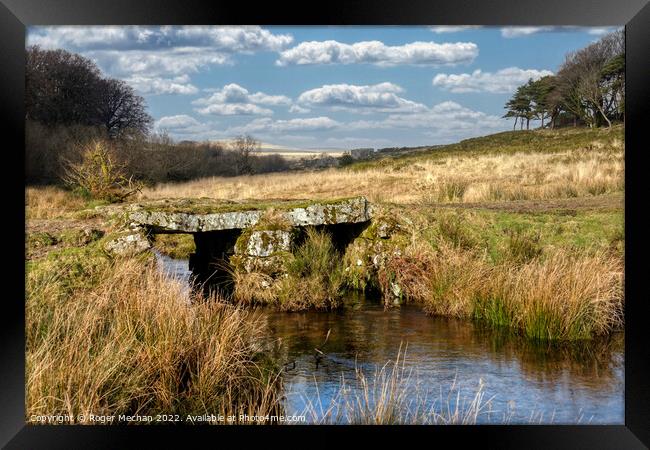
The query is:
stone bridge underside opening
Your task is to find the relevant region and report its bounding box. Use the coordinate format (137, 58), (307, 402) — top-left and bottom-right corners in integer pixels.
(128, 197), (373, 294)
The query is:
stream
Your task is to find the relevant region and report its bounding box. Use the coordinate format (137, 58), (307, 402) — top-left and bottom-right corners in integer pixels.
(155, 252), (624, 424)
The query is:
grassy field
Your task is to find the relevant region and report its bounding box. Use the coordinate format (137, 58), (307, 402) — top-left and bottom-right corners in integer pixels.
(141, 126), (623, 205)
(25, 125), (624, 422)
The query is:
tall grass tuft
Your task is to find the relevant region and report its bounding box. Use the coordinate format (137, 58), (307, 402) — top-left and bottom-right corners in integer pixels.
(277, 228), (344, 311)
(374, 240), (623, 341)
(26, 256), (283, 423)
(301, 346), (495, 424)
(423, 245), (624, 341)
(506, 229), (543, 262)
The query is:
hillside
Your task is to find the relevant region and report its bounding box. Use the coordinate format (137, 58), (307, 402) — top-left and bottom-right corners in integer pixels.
(139, 126), (624, 208)
(350, 125), (624, 170)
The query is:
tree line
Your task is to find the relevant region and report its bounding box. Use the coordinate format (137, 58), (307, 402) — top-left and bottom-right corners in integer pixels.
(26, 46), (153, 139)
(25, 46), (290, 185)
(504, 30), (624, 130)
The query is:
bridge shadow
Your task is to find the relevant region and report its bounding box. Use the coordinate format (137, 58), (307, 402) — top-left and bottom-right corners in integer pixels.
(167, 220), (372, 299)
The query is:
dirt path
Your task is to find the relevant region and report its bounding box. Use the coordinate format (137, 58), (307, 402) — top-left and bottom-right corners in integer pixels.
(26, 217), (106, 233)
(410, 193), (624, 214)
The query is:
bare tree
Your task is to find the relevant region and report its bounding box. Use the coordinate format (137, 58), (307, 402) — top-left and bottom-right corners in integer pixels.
(26, 46), (103, 126)
(231, 135), (260, 175)
(96, 78), (152, 138)
(26, 46), (152, 137)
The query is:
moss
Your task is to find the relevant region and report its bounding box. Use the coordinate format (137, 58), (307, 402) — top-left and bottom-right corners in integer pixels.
(58, 228), (104, 246)
(27, 239), (114, 296)
(152, 233), (196, 259)
(27, 232), (58, 250)
(136, 196), (360, 215)
(234, 228), (254, 255)
(323, 205), (338, 224)
(233, 210), (296, 256)
(342, 213), (411, 292)
(230, 251), (294, 276)
(26, 228), (105, 258)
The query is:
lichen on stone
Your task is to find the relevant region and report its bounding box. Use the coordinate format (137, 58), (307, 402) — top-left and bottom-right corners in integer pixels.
(342, 212), (411, 293)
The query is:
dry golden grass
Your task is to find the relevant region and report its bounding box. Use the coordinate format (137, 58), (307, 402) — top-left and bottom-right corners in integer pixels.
(25, 186), (87, 220)
(233, 228), (344, 311)
(26, 256), (282, 423)
(140, 142), (623, 205)
(233, 271), (278, 305)
(302, 346), (495, 424)
(385, 242), (624, 340)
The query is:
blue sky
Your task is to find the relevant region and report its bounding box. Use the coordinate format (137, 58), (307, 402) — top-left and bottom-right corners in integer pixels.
(27, 25), (618, 149)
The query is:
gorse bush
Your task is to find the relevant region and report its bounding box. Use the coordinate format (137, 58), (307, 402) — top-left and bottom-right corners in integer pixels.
(63, 140), (142, 202)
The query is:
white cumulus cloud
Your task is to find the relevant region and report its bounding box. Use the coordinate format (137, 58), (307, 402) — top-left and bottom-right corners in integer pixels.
(587, 27), (617, 36)
(500, 26), (620, 38)
(276, 40), (478, 67)
(124, 74), (198, 95)
(27, 26), (294, 96)
(155, 114), (203, 130)
(432, 67), (554, 93)
(27, 25), (293, 53)
(348, 101), (507, 136)
(153, 114), (220, 141)
(289, 105), (311, 114)
(297, 82), (427, 112)
(193, 83), (290, 116)
(500, 27), (555, 38)
(430, 26), (483, 34)
(228, 116), (340, 134)
(86, 48), (230, 78)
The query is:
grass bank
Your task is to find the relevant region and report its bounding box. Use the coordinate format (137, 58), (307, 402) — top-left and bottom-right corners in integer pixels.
(26, 238), (282, 423)
(343, 204), (624, 341)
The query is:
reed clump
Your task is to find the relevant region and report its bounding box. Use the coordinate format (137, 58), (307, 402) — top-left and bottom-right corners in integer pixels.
(379, 241), (623, 341)
(301, 347), (495, 424)
(26, 254), (283, 423)
(231, 228), (344, 311)
(277, 228), (344, 311)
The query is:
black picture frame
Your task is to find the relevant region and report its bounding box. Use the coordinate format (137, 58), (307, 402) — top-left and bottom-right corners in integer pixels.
(3, 0), (648, 447)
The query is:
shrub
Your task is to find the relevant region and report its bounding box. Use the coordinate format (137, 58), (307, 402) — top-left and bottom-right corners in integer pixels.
(63, 140), (142, 202)
(338, 154), (355, 167)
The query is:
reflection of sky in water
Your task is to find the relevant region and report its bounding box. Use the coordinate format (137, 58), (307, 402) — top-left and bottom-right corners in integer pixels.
(154, 252), (193, 297)
(264, 303), (624, 424)
(157, 256), (624, 424)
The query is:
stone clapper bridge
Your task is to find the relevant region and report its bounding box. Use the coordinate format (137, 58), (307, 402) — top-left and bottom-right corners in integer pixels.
(115, 196), (373, 291)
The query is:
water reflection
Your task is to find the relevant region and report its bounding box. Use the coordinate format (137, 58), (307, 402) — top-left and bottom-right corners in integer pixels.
(259, 298), (623, 424)
(156, 256), (624, 424)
